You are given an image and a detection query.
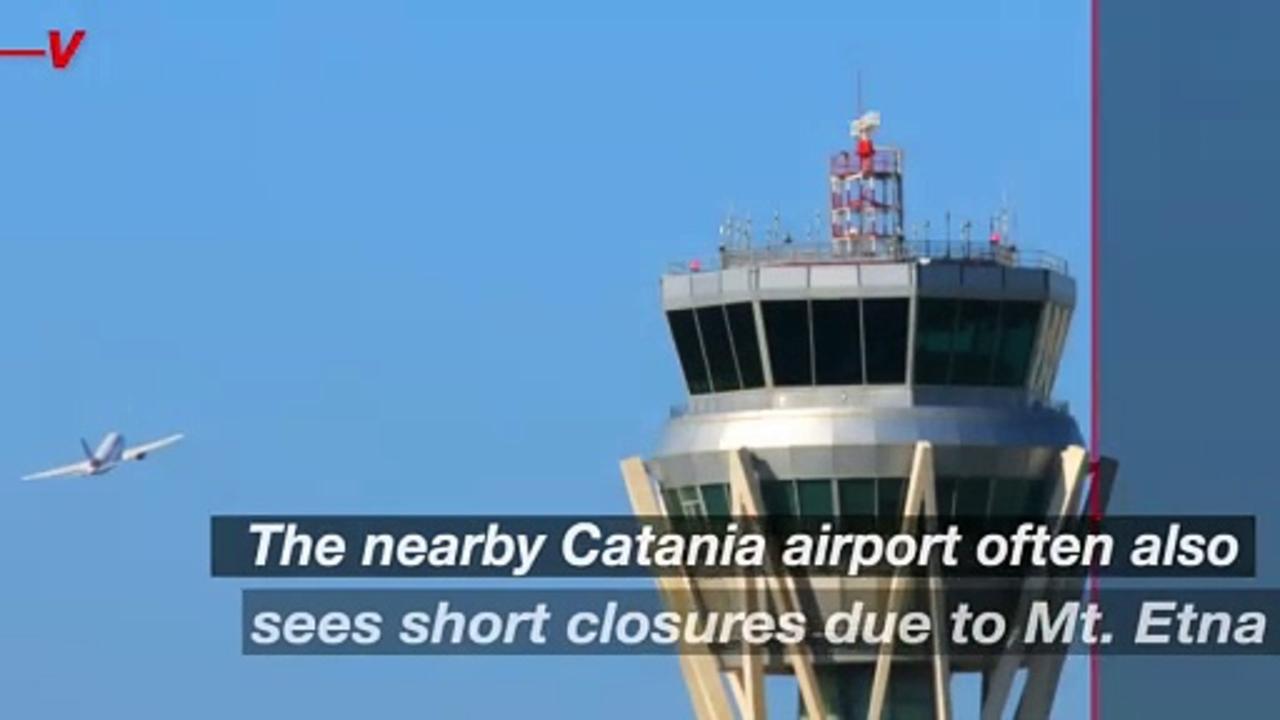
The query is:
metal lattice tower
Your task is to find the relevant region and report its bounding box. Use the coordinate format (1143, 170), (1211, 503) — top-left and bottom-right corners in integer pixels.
(829, 111), (905, 257)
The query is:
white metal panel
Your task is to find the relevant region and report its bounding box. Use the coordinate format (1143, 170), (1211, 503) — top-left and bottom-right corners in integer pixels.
(661, 274), (693, 305)
(809, 265), (860, 290)
(758, 266), (809, 291)
(860, 263), (912, 288)
(691, 271), (722, 298)
(720, 267), (752, 293)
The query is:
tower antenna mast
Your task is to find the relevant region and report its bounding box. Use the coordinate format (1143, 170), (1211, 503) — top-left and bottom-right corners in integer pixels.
(828, 82), (904, 257)
(857, 70), (863, 117)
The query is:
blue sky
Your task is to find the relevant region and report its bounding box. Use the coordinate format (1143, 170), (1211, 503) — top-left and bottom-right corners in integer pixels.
(0, 1), (1088, 717)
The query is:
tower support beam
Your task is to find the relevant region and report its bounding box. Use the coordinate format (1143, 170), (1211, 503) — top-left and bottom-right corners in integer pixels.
(981, 445), (1089, 720)
(620, 457), (735, 720)
(727, 447), (828, 720)
(867, 441), (953, 720)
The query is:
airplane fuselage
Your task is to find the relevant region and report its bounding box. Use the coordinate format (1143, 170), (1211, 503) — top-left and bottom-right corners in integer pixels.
(88, 432), (125, 474)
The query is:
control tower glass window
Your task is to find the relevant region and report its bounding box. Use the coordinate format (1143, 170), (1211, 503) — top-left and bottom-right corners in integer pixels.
(666, 309), (711, 395)
(676, 486), (705, 516)
(989, 477), (1032, 516)
(993, 301), (1043, 386)
(699, 484), (731, 516)
(914, 299), (958, 384)
(887, 661), (937, 715)
(862, 298), (909, 383)
(661, 488), (683, 516)
(762, 300), (813, 386)
(951, 300), (1002, 384)
(1023, 478), (1053, 516)
(695, 306), (741, 392)
(915, 299), (1045, 387)
(833, 478), (907, 518)
(876, 477), (906, 518)
(953, 477), (992, 516)
(935, 477), (959, 517)
(988, 478), (1053, 517)
(725, 303), (765, 389)
(762, 480), (798, 515)
(837, 478), (876, 516)
(797, 479), (835, 516)
(812, 300), (863, 385)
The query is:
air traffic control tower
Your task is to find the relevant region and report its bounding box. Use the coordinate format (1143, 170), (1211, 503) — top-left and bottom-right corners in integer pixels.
(619, 111), (1091, 720)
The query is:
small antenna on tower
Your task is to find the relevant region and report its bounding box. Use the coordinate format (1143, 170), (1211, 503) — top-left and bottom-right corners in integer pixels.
(725, 206), (741, 249)
(856, 69), (864, 117)
(998, 190), (1015, 247)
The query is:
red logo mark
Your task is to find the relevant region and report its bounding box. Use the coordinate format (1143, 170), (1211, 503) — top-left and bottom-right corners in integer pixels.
(49, 30), (86, 69)
(0, 29), (86, 70)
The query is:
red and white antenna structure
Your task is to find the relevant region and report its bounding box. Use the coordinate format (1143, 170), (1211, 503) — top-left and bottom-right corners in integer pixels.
(828, 109), (905, 256)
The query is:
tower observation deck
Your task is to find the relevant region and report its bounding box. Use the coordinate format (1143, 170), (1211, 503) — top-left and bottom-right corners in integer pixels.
(620, 110), (1089, 720)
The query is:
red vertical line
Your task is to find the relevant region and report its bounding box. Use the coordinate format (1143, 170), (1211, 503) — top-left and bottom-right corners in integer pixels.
(1089, 0), (1103, 718)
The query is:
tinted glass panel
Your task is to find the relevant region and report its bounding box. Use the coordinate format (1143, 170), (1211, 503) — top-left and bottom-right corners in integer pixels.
(914, 299), (958, 384)
(888, 663), (936, 719)
(725, 303), (766, 389)
(934, 477), (960, 517)
(993, 301), (1043, 386)
(814, 666), (873, 720)
(695, 306), (741, 392)
(700, 484), (730, 516)
(837, 478), (876, 516)
(862, 299), (909, 383)
(797, 479), (835, 516)
(1024, 478), (1054, 516)
(953, 477), (992, 516)
(662, 489), (683, 517)
(762, 480), (797, 516)
(877, 478), (905, 518)
(989, 478), (1032, 516)
(762, 301), (812, 386)
(950, 300), (1002, 385)
(667, 309), (711, 395)
(812, 300), (863, 384)
(678, 486), (705, 516)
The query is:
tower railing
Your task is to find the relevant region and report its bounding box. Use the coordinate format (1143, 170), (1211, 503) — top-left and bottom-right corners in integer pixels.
(671, 239), (1068, 275)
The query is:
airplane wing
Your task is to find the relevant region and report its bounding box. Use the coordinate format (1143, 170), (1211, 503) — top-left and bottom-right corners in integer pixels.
(21, 460), (93, 481)
(122, 433), (184, 462)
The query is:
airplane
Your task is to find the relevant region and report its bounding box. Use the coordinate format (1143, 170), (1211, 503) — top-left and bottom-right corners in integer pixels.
(21, 431), (184, 481)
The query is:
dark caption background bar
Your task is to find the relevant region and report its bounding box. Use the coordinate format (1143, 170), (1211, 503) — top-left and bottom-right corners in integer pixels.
(1100, 0), (1280, 715)
(210, 515), (1255, 578)
(242, 588), (1280, 656)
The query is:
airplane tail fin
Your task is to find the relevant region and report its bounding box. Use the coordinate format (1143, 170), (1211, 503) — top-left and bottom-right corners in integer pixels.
(80, 437), (93, 459)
